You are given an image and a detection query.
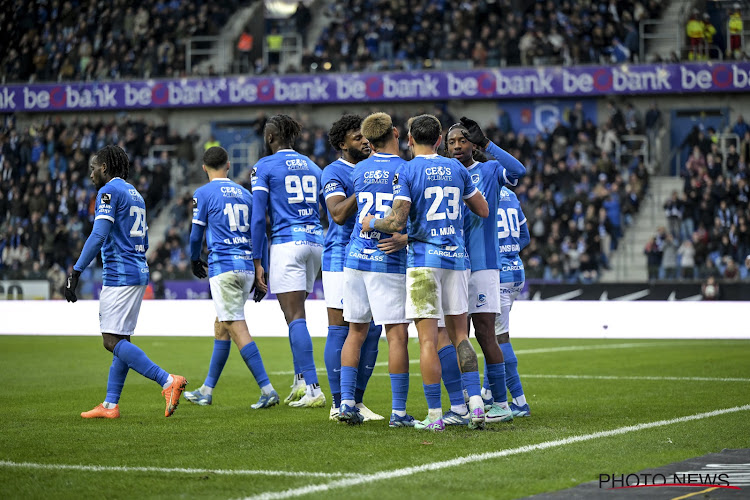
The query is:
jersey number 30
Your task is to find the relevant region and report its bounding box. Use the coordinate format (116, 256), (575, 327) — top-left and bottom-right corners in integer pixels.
(286, 175), (317, 203)
(497, 207), (520, 238)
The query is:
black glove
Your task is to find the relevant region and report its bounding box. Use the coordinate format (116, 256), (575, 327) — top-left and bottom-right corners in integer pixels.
(250, 276), (267, 303)
(191, 259), (208, 279)
(64, 270), (81, 303)
(459, 116), (489, 148)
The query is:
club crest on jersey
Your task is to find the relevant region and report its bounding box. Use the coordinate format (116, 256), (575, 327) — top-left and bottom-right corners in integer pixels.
(471, 174), (480, 184)
(101, 193), (111, 203)
(478, 293), (486, 303)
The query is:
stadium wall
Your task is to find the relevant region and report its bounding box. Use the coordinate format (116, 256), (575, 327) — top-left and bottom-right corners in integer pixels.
(1, 300), (748, 339)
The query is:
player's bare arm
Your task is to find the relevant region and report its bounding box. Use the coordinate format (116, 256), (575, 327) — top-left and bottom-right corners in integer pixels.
(465, 190), (489, 218)
(377, 232), (408, 254)
(362, 198), (410, 234)
(326, 193), (358, 225)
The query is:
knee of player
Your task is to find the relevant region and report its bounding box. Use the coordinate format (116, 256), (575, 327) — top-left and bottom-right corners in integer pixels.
(102, 334), (124, 352)
(496, 332), (511, 344)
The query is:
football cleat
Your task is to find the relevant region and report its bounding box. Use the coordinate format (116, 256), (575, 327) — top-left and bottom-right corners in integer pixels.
(81, 403), (120, 419)
(441, 410), (471, 426)
(510, 403), (531, 417)
(483, 396), (494, 412)
(467, 406), (485, 430)
(388, 413), (416, 428)
(184, 389), (212, 406)
(338, 403), (364, 425)
(355, 403), (384, 421)
(329, 405), (340, 421)
(162, 375), (188, 417)
(251, 390), (280, 409)
(284, 385), (306, 405)
(288, 392), (326, 408)
(414, 416), (445, 432)
(485, 403), (514, 423)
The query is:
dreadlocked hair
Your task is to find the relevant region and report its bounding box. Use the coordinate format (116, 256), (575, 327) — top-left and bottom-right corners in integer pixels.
(361, 112), (394, 150)
(443, 123), (487, 162)
(267, 114), (302, 146)
(328, 114), (363, 151)
(93, 145), (130, 180)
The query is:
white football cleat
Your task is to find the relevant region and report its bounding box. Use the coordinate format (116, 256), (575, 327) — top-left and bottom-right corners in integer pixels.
(355, 403), (384, 421)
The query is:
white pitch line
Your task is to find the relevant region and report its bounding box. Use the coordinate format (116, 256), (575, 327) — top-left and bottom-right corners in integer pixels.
(243, 404), (750, 500)
(0, 460), (359, 479)
(269, 342), (680, 375)
(522, 374), (750, 383)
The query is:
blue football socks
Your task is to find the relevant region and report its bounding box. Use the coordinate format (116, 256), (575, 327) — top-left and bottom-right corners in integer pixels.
(324, 325), (348, 408)
(355, 322), (381, 403)
(104, 355), (129, 405)
(340, 365), (358, 405)
(486, 362), (508, 403)
(439, 345), (465, 407)
(240, 342), (271, 389)
(389, 372), (409, 413)
(461, 370), (481, 399)
(289, 319), (318, 385)
(500, 342), (524, 398)
(204, 339), (231, 388)
(113, 340), (169, 387)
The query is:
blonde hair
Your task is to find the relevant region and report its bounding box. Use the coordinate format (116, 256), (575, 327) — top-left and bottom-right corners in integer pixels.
(361, 112), (394, 149)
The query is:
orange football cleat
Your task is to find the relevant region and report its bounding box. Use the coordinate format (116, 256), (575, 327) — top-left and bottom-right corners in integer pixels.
(81, 403), (120, 419)
(162, 375), (187, 417)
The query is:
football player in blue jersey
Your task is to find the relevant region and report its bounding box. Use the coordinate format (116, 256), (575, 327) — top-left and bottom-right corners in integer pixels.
(486, 185), (531, 417)
(182, 147), (279, 409)
(337, 112), (414, 427)
(65, 145), (187, 419)
(250, 115), (325, 408)
(363, 114), (489, 432)
(444, 117), (526, 424)
(321, 114), (384, 422)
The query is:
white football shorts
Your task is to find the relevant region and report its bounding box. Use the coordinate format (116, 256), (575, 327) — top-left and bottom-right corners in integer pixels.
(209, 270), (255, 321)
(495, 281), (524, 335)
(468, 269), (502, 314)
(405, 267), (470, 320)
(322, 270), (344, 310)
(269, 241), (322, 294)
(99, 285), (147, 336)
(343, 268), (408, 326)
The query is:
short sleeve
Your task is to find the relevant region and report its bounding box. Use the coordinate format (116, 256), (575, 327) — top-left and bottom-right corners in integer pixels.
(393, 165), (411, 202)
(518, 204), (527, 226)
(322, 166), (347, 200)
(461, 166), (479, 200)
(251, 162), (269, 193)
(95, 189), (116, 222)
(192, 188), (207, 226)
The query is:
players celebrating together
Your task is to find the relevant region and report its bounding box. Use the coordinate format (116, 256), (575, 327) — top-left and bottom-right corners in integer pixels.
(67, 112), (530, 431)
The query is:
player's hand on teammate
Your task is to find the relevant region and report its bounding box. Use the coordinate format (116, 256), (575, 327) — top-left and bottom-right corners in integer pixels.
(459, 116), (489, 148)
(361, 214), (376, 231)
(64, 270), (81, 303)
(191, 259), (208, 279)
(253, 262), (268, 300)
(377, 232), (408, 254)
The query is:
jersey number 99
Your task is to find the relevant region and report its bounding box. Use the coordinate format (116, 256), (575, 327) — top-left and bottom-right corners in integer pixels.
(286, 175), (317, 203)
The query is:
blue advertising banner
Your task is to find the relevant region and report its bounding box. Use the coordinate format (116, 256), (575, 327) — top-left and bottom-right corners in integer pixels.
(2, 62), (747, 112)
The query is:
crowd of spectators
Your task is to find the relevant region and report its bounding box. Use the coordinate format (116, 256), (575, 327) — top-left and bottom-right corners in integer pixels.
(1, 0), (251, 83)
(646, 115), (750, 282)
(292, 0), (664, 75)
(0, 114), (197, 297)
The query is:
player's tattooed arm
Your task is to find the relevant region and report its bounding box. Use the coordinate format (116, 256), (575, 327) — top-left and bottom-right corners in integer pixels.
(457, 339), (479, 372)
(377, 232), (408, 254)
(363, 199), (410, 234)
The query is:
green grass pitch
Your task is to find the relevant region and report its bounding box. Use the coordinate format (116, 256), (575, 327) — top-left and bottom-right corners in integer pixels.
(0, 335), (748, 499)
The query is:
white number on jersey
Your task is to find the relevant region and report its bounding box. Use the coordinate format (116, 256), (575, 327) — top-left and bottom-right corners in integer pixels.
(129, 206), (147, 237)
(285, 175), (317, 203)
(224, 203), (250, 232)
(358, 192), (394, 222)
(425, 186), (460, 221)
(497, 207), (520, 238)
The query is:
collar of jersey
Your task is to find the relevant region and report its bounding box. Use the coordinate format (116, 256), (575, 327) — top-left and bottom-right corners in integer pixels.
(211, 178), (230, 181)
(338, 158), (356, 168)
(416, 154), (439, 158)
(373, 153), (399, 158)
(467, 161), (480, 170)
(277, 149), (295, 153)
(107, 177), (123, 184)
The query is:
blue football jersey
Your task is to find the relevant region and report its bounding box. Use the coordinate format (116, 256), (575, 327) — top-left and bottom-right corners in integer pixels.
(394, 154), (478, 270)
(345, 153), (407, 274)
(322, 158), (357, 272)
(251, 149), (324, 245)
(498, 186), (527, 284)
(192, 178), (255, 278)
(463, 159), (511, 272)
(94, 178), (149, 286)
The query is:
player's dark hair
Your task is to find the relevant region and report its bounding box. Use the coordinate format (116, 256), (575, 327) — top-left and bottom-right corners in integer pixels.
(328, 114), (363, 151)
(444, 123), (487, 162)
(361, 112), (394, 150)
(92, 145), (130, 180)
(267, 114), (301, 146)
(409, 114), (442, 146)
(203, 146), (228, 169)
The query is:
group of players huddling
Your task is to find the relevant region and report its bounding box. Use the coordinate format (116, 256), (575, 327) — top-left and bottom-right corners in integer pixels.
(64, 112), (531, 432)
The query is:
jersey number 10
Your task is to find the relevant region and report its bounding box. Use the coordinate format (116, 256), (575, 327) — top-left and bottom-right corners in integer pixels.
(497, 207), (520, 238)
(224, 203), (250, 232)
